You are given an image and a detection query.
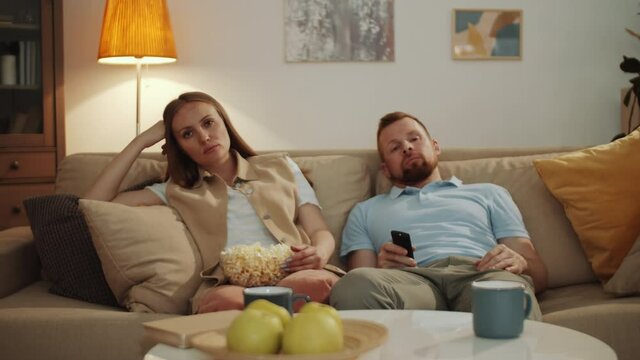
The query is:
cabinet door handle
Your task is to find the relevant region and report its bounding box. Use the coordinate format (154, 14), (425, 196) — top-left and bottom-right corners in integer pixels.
(9, 160), (20, 170)
(11, 206), (22, 214)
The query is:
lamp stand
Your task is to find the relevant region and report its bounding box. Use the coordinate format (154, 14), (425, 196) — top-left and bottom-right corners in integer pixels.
(135, 60), (142, 136)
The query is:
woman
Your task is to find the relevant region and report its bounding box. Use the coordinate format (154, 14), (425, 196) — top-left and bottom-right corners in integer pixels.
(85, 91), (340, 313)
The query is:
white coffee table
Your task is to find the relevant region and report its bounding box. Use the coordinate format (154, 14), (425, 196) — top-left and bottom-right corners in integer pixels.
(144, 309), (617, 360)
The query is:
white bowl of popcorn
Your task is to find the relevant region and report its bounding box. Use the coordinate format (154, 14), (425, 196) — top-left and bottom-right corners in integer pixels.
(220, 243), (293, 287)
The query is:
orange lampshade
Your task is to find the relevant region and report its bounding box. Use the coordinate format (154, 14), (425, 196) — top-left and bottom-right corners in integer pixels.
(98, 0), (177, 65)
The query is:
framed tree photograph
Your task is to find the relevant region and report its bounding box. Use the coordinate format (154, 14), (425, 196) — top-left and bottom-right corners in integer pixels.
(284, 0), (395, 62)
(452, 9), (522, 60)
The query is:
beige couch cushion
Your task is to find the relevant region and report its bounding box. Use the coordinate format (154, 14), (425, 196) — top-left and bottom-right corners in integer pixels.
(79, 200), (202, 314)
(604, 234), (640, 296)
(293, 155), (371, 269)
(0, 226), (38, 298)
(376, 154), (596, 289)
(540, 282), (640, 360)
(0, 282), (173, 360)
(56, 154), (166, 196)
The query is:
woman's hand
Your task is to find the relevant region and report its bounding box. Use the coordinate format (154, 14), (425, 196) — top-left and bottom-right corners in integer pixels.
(293, 203), (335, 272)
(283, 244), (328, 272)
(377, 242), (417, 269)
(84, 120), (167, 203)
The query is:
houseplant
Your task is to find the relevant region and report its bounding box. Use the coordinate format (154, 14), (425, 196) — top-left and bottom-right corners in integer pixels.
(614, 27), (640, 141)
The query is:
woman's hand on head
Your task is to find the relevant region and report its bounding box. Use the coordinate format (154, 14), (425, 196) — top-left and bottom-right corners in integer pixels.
(137, 120), (166, 148)
(283, 244), (327, 272)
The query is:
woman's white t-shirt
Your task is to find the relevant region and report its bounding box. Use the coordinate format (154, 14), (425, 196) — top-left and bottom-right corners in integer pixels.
(146, 157), (319, 249)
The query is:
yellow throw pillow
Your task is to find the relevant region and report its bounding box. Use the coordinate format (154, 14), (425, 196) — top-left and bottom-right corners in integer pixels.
(533, 130), (640, 281)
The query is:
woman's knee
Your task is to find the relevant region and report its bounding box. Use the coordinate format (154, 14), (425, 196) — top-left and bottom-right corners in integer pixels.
(278, 269), (340, 311)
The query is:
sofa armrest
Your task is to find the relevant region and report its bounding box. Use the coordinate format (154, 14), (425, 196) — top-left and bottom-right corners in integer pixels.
(0, 226), (40, 298)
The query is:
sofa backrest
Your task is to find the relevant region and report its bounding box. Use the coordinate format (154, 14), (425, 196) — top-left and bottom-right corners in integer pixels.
(56, 153), (167, 197)
(57, 147), (594, 290)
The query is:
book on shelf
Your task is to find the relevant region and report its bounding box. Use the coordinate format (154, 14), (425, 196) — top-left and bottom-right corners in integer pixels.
(16, 41), (38, 86)
(0, 14), (13, 24)
(25, 41), (30, 85)
(30, 41), (37, 85)
(19, 41), (25, 85)
(35, 42), (40, 85)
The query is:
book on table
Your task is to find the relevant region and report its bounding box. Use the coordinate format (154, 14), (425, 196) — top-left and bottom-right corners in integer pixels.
(143, 310), (241, 349)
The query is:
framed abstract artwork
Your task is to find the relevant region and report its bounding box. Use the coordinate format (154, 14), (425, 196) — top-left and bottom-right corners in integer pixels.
(284, 0), (395, 62)
(452, 9), (522, 60)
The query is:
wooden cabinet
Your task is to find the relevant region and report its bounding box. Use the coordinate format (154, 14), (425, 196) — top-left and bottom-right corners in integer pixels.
(0, 0), (64, 230)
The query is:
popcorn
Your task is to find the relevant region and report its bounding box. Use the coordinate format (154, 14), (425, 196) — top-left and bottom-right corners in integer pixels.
(221, 243), (293, 287)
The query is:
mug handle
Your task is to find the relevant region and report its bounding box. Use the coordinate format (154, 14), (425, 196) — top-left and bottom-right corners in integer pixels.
(523, 292), (532, 319)
(292, 293), (311, 306)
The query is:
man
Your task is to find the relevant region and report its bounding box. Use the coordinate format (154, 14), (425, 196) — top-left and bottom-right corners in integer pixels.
(330, 112), (547, 319)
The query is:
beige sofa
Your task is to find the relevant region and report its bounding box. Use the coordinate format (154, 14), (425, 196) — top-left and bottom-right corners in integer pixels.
(1, 148), (638, 360)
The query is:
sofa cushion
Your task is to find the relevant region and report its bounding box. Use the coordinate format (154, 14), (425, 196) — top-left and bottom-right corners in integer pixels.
(540, 283), (640, 360)
(56, 154), (166, 196)
(23, 194), (119, 307)
(533, 130), (640, 282)
(539, 282), (640, 314)
(79, 200), (202, 314)
(376, 153), (596, 289)
(292, 155), (371, 269)
(0, 226), (39, 298)
(604, 234), (640, 296)
(0, 281), (174, 360)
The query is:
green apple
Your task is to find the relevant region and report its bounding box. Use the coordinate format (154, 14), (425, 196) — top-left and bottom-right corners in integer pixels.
(282, 312), (343, 354)
(246, 299), (292, 327)
(299, 301), (343, 332)
(226, 309), (284, 354)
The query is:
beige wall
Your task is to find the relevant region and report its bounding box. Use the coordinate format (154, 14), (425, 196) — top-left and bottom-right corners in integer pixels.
(63, 0), (638, 154)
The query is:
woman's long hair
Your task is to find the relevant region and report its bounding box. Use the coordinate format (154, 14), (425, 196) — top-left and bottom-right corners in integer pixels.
(163, 92), (257, 188)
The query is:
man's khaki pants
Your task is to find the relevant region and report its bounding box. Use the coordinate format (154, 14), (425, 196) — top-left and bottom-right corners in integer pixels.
(329, 256), (541, 320)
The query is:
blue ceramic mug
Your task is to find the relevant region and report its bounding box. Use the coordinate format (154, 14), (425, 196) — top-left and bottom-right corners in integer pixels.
(243, 286), (310, 314)
(472, 280), (532, 339)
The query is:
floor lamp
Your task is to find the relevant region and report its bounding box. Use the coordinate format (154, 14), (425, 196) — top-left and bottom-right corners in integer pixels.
(97, 0), (177, 136)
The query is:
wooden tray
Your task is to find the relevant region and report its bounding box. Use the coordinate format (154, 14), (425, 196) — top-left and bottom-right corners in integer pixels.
(190, 318), (388, 360)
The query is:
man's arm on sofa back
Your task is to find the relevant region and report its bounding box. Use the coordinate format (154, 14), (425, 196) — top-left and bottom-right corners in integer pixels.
(0, 226), (40, 298)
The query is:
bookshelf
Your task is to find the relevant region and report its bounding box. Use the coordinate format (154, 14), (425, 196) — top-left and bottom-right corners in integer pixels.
(0, 0), (64, 229)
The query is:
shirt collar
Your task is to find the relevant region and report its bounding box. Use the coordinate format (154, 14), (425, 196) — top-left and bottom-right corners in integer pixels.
(234, 151), (259, 181)
(388, 176), (463, 199)
(199, 150), (259, 183)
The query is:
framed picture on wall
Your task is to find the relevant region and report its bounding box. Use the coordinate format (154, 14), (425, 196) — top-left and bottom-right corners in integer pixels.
(452, 9), (522, 60)
(284, 0), (395, 62)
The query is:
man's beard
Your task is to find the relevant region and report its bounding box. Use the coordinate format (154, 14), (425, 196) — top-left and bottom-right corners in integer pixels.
(392, 157), (438, 186)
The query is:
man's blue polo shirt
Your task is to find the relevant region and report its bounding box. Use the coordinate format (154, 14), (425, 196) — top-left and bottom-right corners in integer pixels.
(340, 177), (529, 266)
